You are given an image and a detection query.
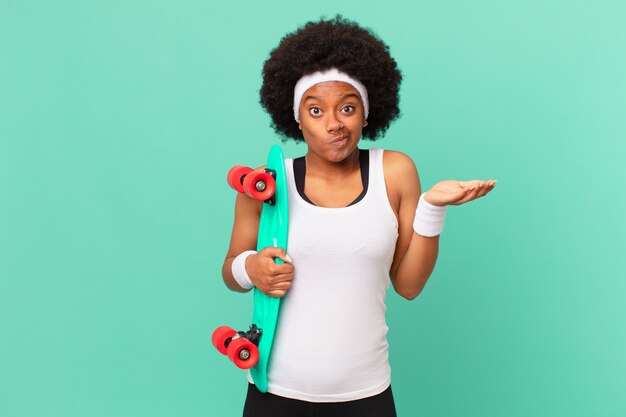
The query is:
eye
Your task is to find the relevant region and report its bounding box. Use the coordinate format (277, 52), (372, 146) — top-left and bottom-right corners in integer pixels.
(341, 105), (355, 114)
(309, 107), (322, 116)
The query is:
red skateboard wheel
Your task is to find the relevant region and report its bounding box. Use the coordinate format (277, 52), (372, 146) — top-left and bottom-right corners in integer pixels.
(227, 165), (253, 193)
(212, 326), (237, 356)
(227, 337), (259, 369)
(242, 171), (276, 201)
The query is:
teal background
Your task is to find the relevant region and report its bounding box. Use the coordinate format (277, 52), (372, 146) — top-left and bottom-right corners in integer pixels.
(1, 0), (624, 416)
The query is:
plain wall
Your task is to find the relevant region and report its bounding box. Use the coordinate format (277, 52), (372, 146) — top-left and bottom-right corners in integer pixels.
(1, 1), (625, 416)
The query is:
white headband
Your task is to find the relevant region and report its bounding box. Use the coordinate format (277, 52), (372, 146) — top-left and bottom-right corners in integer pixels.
(293, 68), (369, 123)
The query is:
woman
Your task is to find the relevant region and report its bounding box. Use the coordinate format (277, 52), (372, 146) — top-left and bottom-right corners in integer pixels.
(222, 15), (496, 417)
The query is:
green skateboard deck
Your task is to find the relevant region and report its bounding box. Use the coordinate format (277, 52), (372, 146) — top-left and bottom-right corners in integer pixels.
(250, 144), (289, 392)
(212, 145), (289, 393)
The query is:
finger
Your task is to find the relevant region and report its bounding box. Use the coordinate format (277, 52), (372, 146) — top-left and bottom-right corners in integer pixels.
(271, 280), (293, 291)
(268, 261), (294, 274)
(478, 181), (496, 196)
(468, 182), (494, 200)
(475, 183), (490, 198)
(466, 183), (482, 195)
(272, 264), (293, 279)
(472, 180), (486, 189)
(261, 246), (293, 264)
(466, 180), (481, 189)
(458, 180), (478, 193)
(269, 273), (295, 285)
(454, 180), (495, 203)
(448, 185), (472, 202)
(456, 188), (481, 204)
(481, 181), (496, 195)
(268, 289), (287, 298)
(475, 181), (486, 194)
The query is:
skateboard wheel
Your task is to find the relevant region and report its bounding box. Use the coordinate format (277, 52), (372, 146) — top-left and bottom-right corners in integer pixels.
(212, 326), (237, 356)
(242, 171), (276, 201)
(227, 165), (253, 193)
(227, 337), (259, 369)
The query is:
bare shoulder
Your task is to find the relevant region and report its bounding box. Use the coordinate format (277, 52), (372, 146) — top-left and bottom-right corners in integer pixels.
(382, 149), (421, 196)
(383, 150), (416, 174)
(379, 149), (420, 216)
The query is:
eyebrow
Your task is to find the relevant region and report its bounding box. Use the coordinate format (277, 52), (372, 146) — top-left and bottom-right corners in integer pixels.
(303, 93), (360, 102)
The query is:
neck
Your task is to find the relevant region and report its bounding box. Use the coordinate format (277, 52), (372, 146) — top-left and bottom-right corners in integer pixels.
(305, 147), (360, 181)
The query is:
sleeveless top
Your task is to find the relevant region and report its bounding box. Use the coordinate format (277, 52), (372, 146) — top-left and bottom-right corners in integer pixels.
(248, 147), (399, 402)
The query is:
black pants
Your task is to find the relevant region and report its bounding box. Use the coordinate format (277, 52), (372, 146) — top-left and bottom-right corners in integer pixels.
(242, 383), (397, 417)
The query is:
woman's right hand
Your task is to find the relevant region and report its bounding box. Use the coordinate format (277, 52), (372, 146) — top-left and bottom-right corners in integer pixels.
(246, 247), (294, 298)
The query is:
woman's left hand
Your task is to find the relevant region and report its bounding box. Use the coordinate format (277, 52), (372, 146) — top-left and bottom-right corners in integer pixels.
(424, 179), (497, 206)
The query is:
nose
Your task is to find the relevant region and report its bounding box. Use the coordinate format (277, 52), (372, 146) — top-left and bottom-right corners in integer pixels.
(326, 115), (344, 133)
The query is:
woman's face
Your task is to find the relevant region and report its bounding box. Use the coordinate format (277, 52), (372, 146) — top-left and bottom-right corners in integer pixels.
(298, 81), (368, 163)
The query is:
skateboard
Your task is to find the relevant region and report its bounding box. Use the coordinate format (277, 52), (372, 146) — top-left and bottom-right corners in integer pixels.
(212, 145), (289, 393)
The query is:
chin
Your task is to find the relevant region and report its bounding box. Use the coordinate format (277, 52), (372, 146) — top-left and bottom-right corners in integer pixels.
(327, 143), (358, 161)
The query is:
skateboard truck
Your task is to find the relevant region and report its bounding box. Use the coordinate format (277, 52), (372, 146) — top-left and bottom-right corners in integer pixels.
(227, 165), (278, 206)
(257, 168), (277, 206)
(228, 324), (262, 351)
(212, 324), (263, 369)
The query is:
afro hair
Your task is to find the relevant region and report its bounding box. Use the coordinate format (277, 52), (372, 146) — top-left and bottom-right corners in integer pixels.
(260, 15), (402, 142)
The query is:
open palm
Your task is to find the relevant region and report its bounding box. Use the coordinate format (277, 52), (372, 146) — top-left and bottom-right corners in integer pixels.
(424, 179), (497, 206)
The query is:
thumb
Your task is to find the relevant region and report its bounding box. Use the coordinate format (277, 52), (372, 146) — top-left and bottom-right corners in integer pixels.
(261, 246), (293, 264)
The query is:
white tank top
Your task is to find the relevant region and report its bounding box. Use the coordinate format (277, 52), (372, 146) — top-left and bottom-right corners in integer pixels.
(248, 147), (399, 402)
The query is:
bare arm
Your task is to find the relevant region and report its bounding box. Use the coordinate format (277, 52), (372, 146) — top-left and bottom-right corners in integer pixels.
(392, 230), (440, 300)
(386, 151), (440, 300)
(222, 186), (263, 292)
(386, 152), (497, 299)
(221, 167), (295, 297)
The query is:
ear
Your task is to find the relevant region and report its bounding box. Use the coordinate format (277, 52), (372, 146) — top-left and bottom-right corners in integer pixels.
(363, 120), (368, 127)
(298, 124), (302, 130)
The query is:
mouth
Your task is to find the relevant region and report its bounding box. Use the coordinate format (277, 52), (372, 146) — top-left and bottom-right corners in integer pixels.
(329, 135), (348, 145)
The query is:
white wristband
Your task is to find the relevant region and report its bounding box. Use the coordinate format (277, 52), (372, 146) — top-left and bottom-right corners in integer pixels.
(413, 192), (448, 237)
(231, 250), (257, 290)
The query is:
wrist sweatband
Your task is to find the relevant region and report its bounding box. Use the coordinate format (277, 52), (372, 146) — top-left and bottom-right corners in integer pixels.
(413, 192), (448, 237)
(231, 250), (257, 290)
